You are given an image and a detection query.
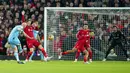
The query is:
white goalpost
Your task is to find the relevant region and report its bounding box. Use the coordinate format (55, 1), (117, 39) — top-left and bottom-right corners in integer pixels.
(44, 7), (130, 60)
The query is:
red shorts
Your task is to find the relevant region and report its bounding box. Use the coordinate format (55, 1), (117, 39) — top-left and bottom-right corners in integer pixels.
(85, 40), (91, 49)
(26, 39), (41, 48)
(74, 40), (86, 52)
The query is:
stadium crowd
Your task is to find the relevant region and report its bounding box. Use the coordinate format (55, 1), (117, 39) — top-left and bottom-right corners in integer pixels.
(0, 0), (130, 59)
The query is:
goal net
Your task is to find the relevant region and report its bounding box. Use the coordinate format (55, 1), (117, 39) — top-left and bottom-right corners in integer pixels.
(44, 7), (130, 61)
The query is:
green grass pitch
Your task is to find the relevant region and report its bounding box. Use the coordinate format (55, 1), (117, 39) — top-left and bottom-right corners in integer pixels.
(0, 60), (130, 73)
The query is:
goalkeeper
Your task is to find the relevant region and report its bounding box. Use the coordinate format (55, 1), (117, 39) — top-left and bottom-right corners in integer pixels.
(103, 26), (130, 61)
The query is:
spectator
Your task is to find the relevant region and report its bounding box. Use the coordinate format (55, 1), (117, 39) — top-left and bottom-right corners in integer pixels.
(79, 3), (83, 7)
(124, 0), (130, 7)
(53, 36), (62, 56)
(56, 1), (61, 7)
(65, 1), (69, 7)
(74, 0), (79, 7)
(0, 33), (5, 55)
(116, 20), (124, 30)
(70, 2), (74, 7)
(46, 1), (51, 7)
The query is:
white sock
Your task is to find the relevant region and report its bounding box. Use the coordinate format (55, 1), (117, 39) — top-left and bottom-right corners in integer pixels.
(14, 52), (20, 62)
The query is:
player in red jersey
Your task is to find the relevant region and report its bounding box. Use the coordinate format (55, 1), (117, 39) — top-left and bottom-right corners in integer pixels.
(59, 24), (90, 64)
(74, 27), (94, 63)
(24, 20), (52, 62)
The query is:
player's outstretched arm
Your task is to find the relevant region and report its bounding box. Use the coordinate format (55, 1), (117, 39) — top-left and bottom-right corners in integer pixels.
(108, 33), (112, 45)
(21, 10), (25, 22)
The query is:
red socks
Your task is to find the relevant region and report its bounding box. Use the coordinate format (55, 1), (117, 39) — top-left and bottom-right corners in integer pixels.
(62, 52), (69, 55)
(75, 50), (80, 59)
(84, 56), (87, 62)
(88, 50), (92, 59)
(26, 51), (33, 60)
(40, 48), (47, 57)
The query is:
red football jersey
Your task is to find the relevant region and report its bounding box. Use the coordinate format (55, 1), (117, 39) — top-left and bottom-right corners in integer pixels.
(76, 29), (90, 41)
(24, 25), (34, 40)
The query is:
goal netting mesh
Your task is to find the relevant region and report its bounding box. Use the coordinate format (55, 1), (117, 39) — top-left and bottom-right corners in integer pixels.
(44, 8), (130, 61)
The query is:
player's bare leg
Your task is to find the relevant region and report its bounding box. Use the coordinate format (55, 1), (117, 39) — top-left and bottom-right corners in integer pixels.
(14, 46), (24, 64)
(63, 48), (77, 55)
(38, 45), (53, 61)
(59, 48), (77, 59)
(87, 48), (92, 62)
(25, 48), (34, 62)
(83, 50), (89, 64)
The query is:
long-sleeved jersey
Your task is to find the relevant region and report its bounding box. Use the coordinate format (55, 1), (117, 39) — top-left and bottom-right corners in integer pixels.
(108, 30), (127, 43)
(76, 29), (90, 41)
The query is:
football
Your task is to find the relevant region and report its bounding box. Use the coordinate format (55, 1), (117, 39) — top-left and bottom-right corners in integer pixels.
(90, 32), (95, 37)
(48, 34), (54, 40)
